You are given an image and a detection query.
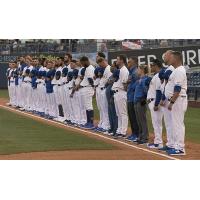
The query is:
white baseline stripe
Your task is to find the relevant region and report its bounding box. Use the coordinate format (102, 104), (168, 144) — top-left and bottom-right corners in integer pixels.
(0, 105), (180, 160)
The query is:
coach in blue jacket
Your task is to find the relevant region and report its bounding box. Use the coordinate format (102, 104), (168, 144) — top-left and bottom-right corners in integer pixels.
(126, 57), (140, 142)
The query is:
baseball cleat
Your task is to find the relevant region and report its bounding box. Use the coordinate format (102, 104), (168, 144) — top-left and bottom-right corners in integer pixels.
(113, 133), (126, 139)
(147, 143), (163, 149)
(137, 140), (147, 145)
(82, 123), (95, 130)
(126, 134), (138, 142)
(158, 146), (173, 151)
(167, 149), (186, 156)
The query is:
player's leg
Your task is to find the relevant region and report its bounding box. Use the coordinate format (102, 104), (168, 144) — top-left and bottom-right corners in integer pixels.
(113, 92), (122, 135)
(163, 101), (174, 149)
(170, 97), (188, 154)
(101, 89), (110, 131)
(117, 91), (128, 136)
(96, 87), (103, 128)
(78, 87), (87, 125)
(148, 101), (163, 148)
(82, 87), (95, 128)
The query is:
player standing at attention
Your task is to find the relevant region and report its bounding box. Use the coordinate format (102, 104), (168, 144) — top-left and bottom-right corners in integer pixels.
(158, 50), (175, 151)
(165, 51), (188, 155)
(147, 59), (163, 149)
(134, 65), (150, 144)
(96, 57), (112, 133)
(112, 54), (129, 138)
(126, 57), (140, 142)
(6, 62), (13, 106)
(79, 56), (95, 129)
(105, 62), (118, 135)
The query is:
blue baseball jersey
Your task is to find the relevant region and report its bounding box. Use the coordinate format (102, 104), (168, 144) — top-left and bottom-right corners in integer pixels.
(134, 75), (149, 103)
(127, 66), (139, 102)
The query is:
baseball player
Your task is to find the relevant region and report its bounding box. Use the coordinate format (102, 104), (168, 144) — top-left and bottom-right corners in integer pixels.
(165, 51), (188, 155)
(105, 62), (118, 135)
(96, 57), (112, 133)
(158, 50), (175, 151)
(64, 71), (74, 124)
(35, 70), (46, 117)
(29, 68), (38, 112)
(147, 59), (164, 149)
(75, 67), (87, 126)
(17, 56), (27, 108)
(10, 61), (18, 107)
(53, 57), (66, 122)
(126, 57), (140, 142)
(13, 63), (20, 107)
(23, 68), (32, 111)
(20, 56), (34, 111)
(79, 56), (95, 129)
(69, 67), (80, 125)
(111, 54), (129, 137)
(93, 67), (103, 131)
(6, 62), (12, 106)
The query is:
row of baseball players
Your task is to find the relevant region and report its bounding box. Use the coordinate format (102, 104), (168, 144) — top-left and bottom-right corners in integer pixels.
(6, 50), (187, 155)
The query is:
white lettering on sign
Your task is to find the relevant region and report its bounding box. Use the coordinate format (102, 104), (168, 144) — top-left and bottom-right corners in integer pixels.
(147, 55), (157, 66)
(138, 56), (145, 65)
(186, 50), (196, 65)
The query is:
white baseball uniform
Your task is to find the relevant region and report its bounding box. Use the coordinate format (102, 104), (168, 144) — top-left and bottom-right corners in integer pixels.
(98, 65), (112, 130)
(77, 68), (87, 125)
(112, 65), (129, 135)
(80, 65), (95, 111)
(162, 65), (175, 148)
(165, 65), (187, 151)
(147, 73), (163, 145)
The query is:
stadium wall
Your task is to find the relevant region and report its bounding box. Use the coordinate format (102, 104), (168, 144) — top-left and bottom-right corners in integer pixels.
(1, 45), (200, 89)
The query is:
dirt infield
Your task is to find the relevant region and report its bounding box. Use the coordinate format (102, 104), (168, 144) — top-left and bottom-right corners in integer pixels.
(0, 98), (200, 160)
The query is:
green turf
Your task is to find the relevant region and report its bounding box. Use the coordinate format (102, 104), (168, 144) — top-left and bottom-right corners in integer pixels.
(93, 97), (200, 144)
(1, 89), (200, 149)
(0, 108), (115, 155)
(0, 89), (8, 99)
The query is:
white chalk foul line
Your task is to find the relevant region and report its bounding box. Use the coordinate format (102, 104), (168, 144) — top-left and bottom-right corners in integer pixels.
(0, 105), (180, 160)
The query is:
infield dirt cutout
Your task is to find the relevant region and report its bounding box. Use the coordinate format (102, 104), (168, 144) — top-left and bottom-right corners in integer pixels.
(0, 98), (200, 160)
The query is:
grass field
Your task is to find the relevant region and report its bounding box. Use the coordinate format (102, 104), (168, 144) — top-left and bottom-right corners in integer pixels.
(1, 88), (200, 155)
(0, 89), (9, 98)
(0, 108), (115, 155)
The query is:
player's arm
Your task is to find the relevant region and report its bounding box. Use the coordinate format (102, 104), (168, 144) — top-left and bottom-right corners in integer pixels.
(154, 77), (162, 111)
(168, 72), (184, 111)
(122, 71), (129, 91)
(168, 86), (181, 110)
